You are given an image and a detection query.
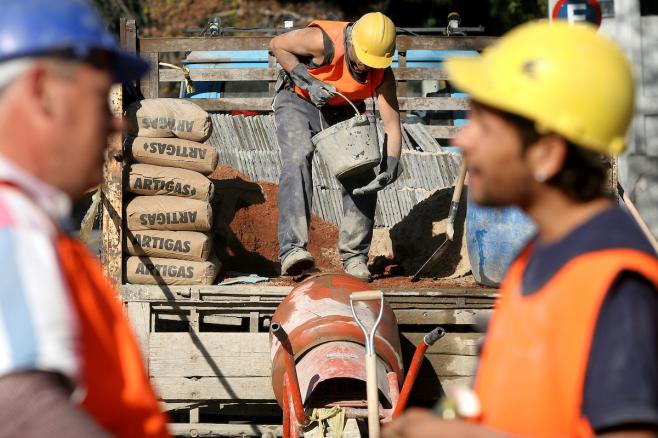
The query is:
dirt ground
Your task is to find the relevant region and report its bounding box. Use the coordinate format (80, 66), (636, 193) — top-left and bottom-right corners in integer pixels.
(209, 165), (481, 288)
(210, 166), (342, 277)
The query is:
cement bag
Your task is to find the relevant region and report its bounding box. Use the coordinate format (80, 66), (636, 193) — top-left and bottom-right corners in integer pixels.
(127, 164), (215, 201)
(125, 230), (212, 262)
(125, 255), (221, 285)
(127, 137), (218, 175)
(126, 98), (212, 141)
(126, 196), (212, 232)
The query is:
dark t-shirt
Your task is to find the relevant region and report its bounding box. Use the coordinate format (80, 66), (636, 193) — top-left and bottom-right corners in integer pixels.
(521, 205), (658, 432)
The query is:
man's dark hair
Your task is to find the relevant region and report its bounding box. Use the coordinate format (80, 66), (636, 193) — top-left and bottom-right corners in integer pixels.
(497, 108), (609, 202)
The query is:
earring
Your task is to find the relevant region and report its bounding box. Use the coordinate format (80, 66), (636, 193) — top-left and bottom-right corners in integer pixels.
(534, 170), (548, 183)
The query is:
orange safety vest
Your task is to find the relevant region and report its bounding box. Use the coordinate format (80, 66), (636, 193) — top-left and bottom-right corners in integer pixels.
(0, 181), (170, 438)
(475, 246), (658, 437)
(294, 20), (386, 106)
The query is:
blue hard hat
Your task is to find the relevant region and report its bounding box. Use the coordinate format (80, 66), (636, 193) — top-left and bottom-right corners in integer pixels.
(0, 0), (149, 82)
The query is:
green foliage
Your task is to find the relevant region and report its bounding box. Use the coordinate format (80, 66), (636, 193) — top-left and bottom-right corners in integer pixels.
(91, 0), (549, 37)
(490, 0), (548, 30)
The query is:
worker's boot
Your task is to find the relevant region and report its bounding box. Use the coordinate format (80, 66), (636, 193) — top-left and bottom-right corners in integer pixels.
(281, 248), (315, 276)
(344, 258), (371, 282)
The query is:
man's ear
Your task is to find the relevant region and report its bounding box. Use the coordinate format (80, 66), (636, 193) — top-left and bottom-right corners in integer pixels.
(525, 134), (568, 181)
(22, 63), (55, 119)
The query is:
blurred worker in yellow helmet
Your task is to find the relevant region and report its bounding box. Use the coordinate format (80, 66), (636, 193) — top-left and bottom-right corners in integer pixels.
(384, 20), (658, 438)
(269, 12), (401, 282)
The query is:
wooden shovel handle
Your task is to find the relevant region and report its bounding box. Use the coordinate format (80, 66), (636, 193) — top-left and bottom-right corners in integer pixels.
(351, 290), (384, 301)
(365, 353), (381, 438)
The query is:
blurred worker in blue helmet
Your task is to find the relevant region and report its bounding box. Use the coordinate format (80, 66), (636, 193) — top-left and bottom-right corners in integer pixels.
(0, 1), (170, 437)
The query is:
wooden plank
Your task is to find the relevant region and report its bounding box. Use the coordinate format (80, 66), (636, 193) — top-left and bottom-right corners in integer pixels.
(169, 423), (282, 437)
(159, 67), (449, 83)
(409, 375), (474, 401)
(120, 284), (496, 303)
(204, 314), (244, 326)
(426, 354), (478, 377)
(268, 52), (277, 95)
(184, 97), (271, 111)
(397, 51), (407, 99)
(126, 302), (151, 365)
(400, 97), (469, 110)
(249, 311), (260, 332)
(138, 35), (496, 54)
(154, 373), (471, 403)
(149, 333), (271, 378)
(154, 376), (274, 400)
(394, 308), (491, 325)
(401, 332), (483, 356)
(425, 125), (462, 139)
(394, 67), (448, 80)
(101, 84), (123, 286)
(439, 376), (474, 392)
(159, 68), (278, 82)
(185, 96), (468, 112)
(143, 52), (159, 98)
(149, 332), (477, 380)
(140, 37), (272, 52)
(396, 35), (497, 51)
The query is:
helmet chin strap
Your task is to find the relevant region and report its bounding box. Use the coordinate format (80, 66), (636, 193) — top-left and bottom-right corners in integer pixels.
(346, 36), (368, 74)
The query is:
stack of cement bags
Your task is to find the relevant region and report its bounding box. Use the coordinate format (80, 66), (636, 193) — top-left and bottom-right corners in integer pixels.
(123, 98), (221, 285)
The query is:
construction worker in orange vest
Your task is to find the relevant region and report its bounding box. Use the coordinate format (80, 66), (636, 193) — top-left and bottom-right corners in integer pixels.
(0, 0), (170, 436)
(384, 21), (658, 438)
(270, 12), (402, 282)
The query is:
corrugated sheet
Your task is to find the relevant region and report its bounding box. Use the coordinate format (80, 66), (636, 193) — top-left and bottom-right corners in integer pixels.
(208, 114), (461, 227)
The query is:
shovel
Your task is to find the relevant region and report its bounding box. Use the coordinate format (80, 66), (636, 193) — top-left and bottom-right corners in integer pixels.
(350, 290), (385, 438)
(411, 159), (467, 281)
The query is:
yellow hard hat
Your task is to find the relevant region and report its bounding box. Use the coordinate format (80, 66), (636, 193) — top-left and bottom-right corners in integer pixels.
(352, 12), (396, 69)
(446, 20), (634, 155)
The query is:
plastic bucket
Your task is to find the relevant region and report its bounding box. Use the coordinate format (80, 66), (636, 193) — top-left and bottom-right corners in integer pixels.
(466, 200), (537, 287)
(311, 92), (381, 179)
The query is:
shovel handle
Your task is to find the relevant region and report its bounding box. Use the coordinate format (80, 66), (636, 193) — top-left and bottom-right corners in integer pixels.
(365, 353), (381, 438)
(451, 160), (468, 204)
(350, 290), (383, 301)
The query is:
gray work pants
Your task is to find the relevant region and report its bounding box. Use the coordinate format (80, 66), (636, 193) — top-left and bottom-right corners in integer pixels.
(273, 89), (377, 266)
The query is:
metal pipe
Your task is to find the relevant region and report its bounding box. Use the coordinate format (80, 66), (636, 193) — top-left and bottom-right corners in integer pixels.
(271, 323), (306, 427)
(392, 327), (446, 419)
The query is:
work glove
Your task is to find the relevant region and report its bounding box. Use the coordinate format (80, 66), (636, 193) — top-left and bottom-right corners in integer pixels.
(289, 63), (336, 107)
(353, 156), (403, 196)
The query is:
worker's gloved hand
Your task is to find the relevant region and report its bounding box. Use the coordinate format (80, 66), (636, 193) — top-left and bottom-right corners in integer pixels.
(290, 63), (336, 106)
(353, 156), (402, 196)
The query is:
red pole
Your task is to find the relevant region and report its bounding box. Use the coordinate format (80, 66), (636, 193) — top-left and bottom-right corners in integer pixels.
(282, 376), (291, 438)
(392, 327), (445, 419)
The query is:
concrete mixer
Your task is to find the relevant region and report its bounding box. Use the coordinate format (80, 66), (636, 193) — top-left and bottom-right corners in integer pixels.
(270, 273), (444, 438)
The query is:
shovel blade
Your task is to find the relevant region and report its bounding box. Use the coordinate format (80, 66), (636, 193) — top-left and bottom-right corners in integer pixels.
(410, 238), (451, 282)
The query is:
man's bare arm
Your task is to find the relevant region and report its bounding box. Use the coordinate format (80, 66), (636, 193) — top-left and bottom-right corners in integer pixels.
(377, 67), (402, 160)
(269, 27), (326, 72)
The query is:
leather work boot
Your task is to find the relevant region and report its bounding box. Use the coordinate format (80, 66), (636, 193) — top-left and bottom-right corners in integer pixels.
(344, 259), (371, 282)
(281, 248), (315, 276)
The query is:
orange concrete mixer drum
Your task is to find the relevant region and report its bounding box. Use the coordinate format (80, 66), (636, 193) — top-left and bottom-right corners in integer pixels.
(270, 273), (404, 410)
